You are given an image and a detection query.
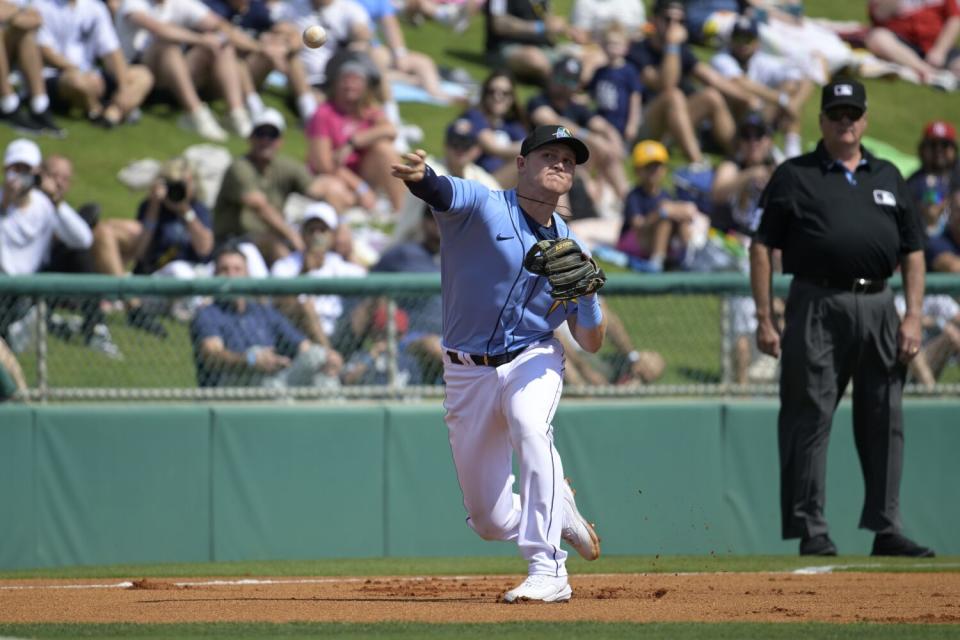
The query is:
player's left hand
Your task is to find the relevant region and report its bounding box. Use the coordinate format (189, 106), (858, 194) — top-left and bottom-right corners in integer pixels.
(898, 312), (923, 364)
(524, 238), (606, 301)
(391, 149), (428, 182)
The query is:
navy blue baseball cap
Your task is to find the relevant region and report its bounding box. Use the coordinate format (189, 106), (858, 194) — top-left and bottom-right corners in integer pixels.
(520, 125), (590, 164)
(552, 56), (583, 87)
(445, 118), (478, 148)
(731, 15), (759, 39)
(738, 111), (771, 137)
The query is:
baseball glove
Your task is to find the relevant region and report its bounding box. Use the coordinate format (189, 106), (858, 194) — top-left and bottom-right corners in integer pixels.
(524, 238), (607, 301)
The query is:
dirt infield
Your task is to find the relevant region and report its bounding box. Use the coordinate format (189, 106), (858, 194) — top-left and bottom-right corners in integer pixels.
(2, 572), (959, 624)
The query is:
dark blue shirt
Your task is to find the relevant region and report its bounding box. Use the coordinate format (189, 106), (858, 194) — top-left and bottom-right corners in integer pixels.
(191, 300), (305, 386)
(134, 198), (213, 274)
(906, 168), (959, 208)
(526, 93), (594, 128)
(626, 39), (699, 103)
(372, 241), (443, 335)
(203, 0), (273, 33)
(620, 185), (670, 240)
(587, 63), (643, 137)
(925, 229), (960, 270)
(461, 108), (527, 174)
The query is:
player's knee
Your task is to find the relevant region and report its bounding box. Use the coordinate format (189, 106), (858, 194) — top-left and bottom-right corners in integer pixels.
(468, 512), (510, 540)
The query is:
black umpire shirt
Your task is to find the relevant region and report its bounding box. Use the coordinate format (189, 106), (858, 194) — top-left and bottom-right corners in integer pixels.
(755, 141), (925, 280)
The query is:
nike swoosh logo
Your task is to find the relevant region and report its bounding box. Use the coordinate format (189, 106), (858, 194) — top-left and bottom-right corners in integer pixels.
(496, 233), (515, 241)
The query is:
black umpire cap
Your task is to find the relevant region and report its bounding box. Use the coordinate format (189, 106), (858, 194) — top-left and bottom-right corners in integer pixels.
(821, 79), (867, 112)
(520, 125), (590, 164)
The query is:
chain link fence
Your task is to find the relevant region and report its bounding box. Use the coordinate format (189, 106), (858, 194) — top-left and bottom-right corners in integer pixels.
(2, 273), (959, 402)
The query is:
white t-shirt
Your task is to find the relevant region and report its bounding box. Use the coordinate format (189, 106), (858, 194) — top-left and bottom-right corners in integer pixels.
(570, 0), (646, 40)
(710, 49), (805, 88)
(36, 0), (121, 73)
(270, 250), (367, 336)
(0, 190), (93, 275)
(272, 0), (369, 86)
(115, 0), (211, 61)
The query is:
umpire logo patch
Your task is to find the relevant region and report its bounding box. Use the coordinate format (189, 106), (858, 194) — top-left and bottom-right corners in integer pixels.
(873, 190), (897, 206)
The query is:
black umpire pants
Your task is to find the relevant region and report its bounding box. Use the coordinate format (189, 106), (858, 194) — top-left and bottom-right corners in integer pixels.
(778, 278), (906, 540)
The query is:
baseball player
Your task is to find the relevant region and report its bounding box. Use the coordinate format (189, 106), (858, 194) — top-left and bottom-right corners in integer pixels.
(391, 124), (607, 603)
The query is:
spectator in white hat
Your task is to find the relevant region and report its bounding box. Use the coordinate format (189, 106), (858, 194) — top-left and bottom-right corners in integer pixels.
(270, 200), (366, 349)
(0, 138), (93, 352)
(0, 139), (92, 276)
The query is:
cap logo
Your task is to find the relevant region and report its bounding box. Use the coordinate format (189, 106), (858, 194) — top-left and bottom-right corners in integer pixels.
(553, 127), (573, 139)
(834, 84), (853, 96)
(933, 123), (946, 136)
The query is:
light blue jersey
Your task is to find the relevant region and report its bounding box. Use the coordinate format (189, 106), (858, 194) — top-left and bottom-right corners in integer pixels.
(435, 176), (580, 355)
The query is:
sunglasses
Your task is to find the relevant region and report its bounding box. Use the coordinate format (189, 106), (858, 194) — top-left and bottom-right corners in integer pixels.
(252, 126), (281, 139)
(824, 107), (864, 122)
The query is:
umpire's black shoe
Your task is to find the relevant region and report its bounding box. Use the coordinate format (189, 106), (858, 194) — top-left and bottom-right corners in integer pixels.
(799, 534), (838, 556)
(871, 533), (935, 558)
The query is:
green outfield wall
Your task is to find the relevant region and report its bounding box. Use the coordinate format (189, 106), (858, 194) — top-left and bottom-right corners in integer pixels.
(1, 401), (956, 569)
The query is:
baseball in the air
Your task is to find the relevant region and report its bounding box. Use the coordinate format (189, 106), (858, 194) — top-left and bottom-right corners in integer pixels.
(302, 25), (327, 48)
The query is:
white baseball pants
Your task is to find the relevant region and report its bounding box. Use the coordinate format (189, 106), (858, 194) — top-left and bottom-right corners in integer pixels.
(441, 338), (569, 577)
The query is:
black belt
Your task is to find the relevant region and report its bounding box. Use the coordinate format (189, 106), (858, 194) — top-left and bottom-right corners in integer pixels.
(446, 349), (525, 367)
(798, 275), (887, 294)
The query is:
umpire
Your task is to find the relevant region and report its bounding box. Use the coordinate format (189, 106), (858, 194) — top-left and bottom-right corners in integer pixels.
(749, 79), (935, 558)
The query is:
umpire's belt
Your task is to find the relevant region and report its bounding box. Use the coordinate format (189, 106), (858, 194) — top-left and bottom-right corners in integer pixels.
(798, 275), (887, 294)
(446, 349), (525, 367)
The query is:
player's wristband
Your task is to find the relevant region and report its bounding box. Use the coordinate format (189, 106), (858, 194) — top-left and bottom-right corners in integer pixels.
(778, 92), (790, 108)
(577, 294), (603, 329)
(664, 44), (681, 55)
(534, 20), (546, 35)
(356, 181), (371, 195)
(245, 347), (260, 367)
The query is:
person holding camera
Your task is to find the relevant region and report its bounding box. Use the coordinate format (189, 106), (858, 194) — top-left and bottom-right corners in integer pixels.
(90, 156), (214, 337)
(1, 138), (92, 349)
(1, 139), (92, 277)
(92, 157), (214, 281)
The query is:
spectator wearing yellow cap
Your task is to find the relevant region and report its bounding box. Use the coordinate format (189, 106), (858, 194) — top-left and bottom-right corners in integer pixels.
(617, 139), (708, 272)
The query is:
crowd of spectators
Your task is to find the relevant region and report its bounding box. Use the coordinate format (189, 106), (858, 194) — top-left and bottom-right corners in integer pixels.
(1, 0), (959, 398)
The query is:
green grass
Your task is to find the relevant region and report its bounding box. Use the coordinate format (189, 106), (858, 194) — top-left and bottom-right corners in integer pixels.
(2, 622), (960, 640)
(2, 554), (958, 580)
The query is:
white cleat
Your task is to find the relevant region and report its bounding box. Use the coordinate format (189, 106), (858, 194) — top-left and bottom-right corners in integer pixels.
(561, 478), (601, 561)
(502, 574), (572, 603)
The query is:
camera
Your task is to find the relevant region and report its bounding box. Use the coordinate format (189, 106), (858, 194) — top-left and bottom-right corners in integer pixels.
(165, 180), (187, 203)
